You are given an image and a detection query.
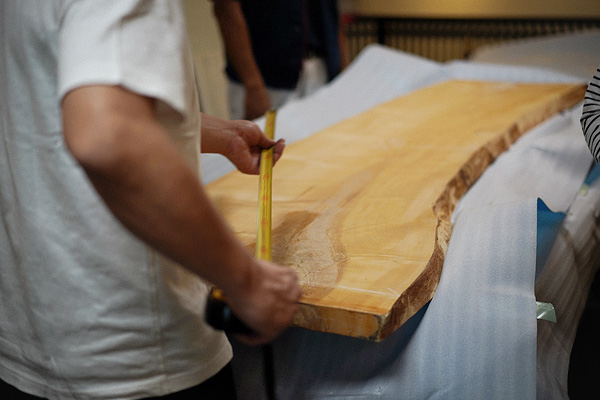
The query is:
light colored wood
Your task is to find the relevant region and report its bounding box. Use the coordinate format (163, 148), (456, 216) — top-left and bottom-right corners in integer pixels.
(206, 80), (585, 341)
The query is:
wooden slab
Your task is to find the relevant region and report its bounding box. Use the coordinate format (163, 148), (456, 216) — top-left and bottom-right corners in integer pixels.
(206, 80), (585, 341)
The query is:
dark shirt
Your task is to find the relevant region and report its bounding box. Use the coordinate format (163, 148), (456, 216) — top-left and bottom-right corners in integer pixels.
(226, 0), (341, 90)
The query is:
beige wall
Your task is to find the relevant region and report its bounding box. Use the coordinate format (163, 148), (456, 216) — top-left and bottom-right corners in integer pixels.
(183, 0), (230, 119)
(340, 0), (600, 19)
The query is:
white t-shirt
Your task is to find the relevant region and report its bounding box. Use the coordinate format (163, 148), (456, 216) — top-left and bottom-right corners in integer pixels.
(0, 1), (232, 398)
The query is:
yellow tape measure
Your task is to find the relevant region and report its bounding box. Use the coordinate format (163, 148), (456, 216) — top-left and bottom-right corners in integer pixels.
(205, 110), (277, 334)
(256, 110), (276, 261)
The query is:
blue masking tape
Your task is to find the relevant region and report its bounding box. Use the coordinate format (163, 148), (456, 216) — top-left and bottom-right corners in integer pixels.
(536, 199), (565, 280)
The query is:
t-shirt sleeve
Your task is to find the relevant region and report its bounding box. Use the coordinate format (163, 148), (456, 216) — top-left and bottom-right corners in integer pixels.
(57, 0), (193, 119)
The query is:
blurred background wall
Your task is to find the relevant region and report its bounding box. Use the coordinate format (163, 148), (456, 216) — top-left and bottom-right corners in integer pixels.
(183, 0), (600, 120)
(339, 0), (600, 18)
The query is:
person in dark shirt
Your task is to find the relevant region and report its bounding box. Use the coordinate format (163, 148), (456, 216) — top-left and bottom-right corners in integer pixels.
(213, 0), (347, 120)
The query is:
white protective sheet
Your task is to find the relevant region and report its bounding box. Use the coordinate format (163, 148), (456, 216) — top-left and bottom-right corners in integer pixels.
(202, 45), (598, 399)
(469, 30), (600, 81)
(268, 198), (539, 399)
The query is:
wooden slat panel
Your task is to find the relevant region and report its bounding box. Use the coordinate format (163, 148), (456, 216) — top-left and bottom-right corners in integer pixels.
(206, 80), (585, 341)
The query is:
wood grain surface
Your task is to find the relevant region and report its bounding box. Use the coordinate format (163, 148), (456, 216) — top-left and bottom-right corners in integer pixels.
(206, 80), (585, 341)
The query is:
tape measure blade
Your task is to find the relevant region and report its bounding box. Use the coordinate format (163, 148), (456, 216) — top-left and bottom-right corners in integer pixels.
(257, 110), (276, 260)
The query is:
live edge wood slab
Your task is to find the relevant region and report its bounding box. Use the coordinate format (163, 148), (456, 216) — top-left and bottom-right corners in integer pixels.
(206, 80), (585, 341)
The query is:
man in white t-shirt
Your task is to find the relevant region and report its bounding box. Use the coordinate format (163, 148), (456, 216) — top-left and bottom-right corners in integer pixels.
(0, 1), (301, 399)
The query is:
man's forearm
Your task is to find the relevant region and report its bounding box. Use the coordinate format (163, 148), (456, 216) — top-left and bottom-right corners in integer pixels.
(213, 0), (264, 89)
(62, 85), (254, 294)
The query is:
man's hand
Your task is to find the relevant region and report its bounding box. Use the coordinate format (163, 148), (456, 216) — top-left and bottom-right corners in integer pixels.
(244, 84), (271, 121)
(224, 119), (285, 174)
(201, 113), (285, 174)
(224, 258), (302, 346)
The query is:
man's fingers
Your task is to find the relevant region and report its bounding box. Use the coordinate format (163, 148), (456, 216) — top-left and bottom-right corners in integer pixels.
(272, 138), (285, 164)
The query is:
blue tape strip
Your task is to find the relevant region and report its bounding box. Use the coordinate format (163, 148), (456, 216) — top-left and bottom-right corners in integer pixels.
(536, 199), (565, 280)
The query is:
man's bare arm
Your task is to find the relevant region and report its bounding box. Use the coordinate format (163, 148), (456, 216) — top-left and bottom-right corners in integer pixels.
(61, 85), (300, 343)
(213, 0), (270, 119)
